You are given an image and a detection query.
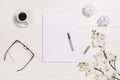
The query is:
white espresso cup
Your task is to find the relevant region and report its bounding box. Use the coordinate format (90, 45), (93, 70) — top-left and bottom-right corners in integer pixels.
(14, 9), (32, 28)
(16, 12), (28, 24)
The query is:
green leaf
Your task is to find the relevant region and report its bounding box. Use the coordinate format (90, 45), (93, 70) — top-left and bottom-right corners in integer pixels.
(96, 32), (99, 36)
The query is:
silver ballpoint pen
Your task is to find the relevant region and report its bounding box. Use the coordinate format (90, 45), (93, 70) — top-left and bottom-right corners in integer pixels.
(83, 45), (90, 54)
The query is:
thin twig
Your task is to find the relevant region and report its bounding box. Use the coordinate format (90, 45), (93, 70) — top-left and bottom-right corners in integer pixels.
(109, 61), (116, 70)
(114, 56), (117, 70)
(94, 67), (104, 75)
(103, 50), (108, 59)
(98, 45), (107, 59)
(94, 67), (109, 79)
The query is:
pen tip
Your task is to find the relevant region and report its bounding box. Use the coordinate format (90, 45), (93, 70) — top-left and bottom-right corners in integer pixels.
(67, 32), (69, 35)
(67, 32), (70, 39)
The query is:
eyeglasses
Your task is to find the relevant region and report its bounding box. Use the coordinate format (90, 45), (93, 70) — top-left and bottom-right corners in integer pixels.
(4, 40), (35, 72)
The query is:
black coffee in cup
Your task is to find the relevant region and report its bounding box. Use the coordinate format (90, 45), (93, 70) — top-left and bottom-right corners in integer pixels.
(18, 12), (27, 21)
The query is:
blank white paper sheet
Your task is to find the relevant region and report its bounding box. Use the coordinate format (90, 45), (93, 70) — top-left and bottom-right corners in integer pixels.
(43, 13), (80, 62)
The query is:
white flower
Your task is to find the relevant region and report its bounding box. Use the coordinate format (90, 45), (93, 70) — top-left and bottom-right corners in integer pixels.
(77, 62), (93, 76)
(92, 38), (106, 48)
(99, 33), (105, 40)
(106, 51), (114, 60)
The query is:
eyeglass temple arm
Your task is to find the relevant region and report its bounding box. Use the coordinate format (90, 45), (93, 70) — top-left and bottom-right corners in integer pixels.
(4, 40), (18, 61)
